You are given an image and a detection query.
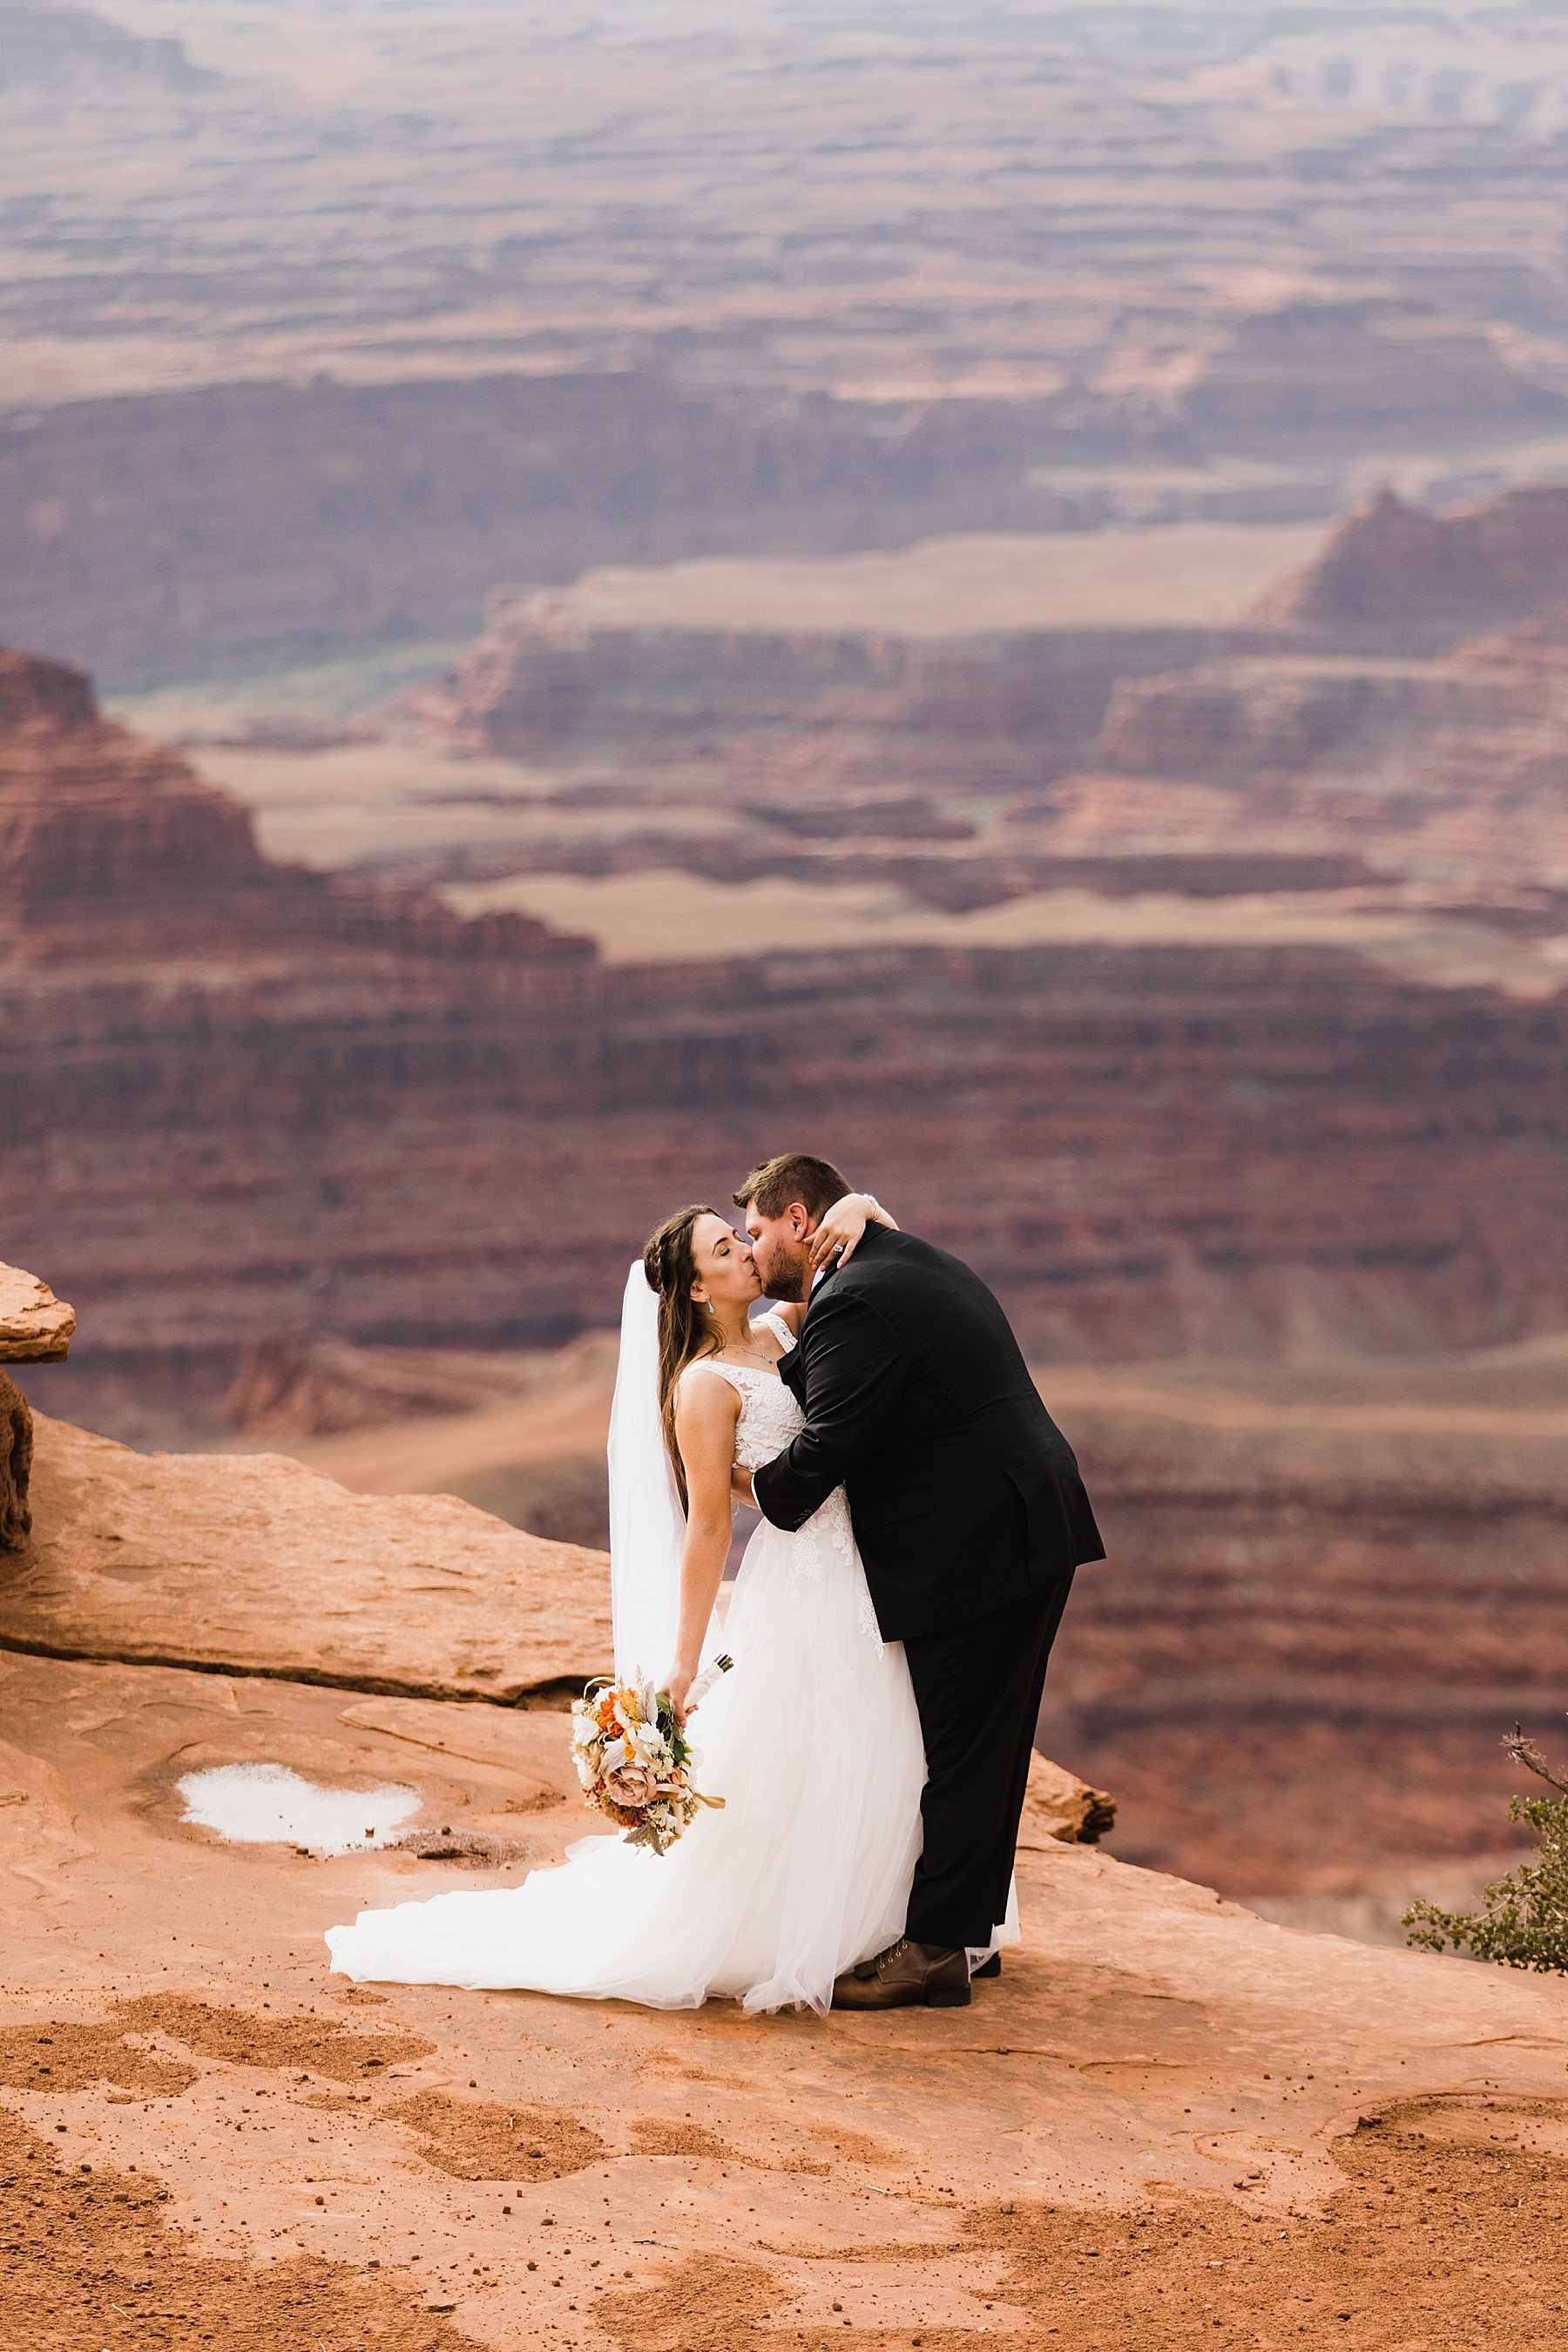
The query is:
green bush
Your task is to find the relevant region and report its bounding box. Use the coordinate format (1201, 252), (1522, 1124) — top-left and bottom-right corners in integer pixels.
(1405, 1724), (1568, 1973)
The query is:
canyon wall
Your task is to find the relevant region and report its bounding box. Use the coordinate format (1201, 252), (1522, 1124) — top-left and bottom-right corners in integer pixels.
(0, 377), (1098, 683)
(12, 934), (1565, 1365)
(1046, 1376), (1568, 1896)
(1266, 485), (1568, 646)
(4, 646), (1566, 1375)
(414, 609), (1273, 798)
(342, 490), (1566, 964)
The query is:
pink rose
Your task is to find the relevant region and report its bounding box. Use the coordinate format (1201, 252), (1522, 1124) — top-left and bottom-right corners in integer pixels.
(604, 1763), (656, 1808)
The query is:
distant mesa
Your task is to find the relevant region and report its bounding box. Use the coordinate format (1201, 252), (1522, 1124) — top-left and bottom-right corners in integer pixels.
(1260, 482), (1568, 644)
(404, 524), (1314, 794)
(0, 0), (217, 94)
(1182, 301), (1568, 446)
(0, 643), (592, 957)
(1453, 593), (1568, 672)
(0, 647), (266, 904)
(1096, 652), (1524, 782)
(0, 375), (1093, 683)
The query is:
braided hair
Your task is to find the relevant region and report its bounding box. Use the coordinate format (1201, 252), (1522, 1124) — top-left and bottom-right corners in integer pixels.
(642, 1204), (725, 1510)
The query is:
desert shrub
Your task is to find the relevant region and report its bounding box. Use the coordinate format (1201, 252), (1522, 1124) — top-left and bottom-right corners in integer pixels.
(1405, 1724), (1568, 1973)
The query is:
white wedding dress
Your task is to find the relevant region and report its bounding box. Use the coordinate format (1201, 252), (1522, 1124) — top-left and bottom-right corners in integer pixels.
(325, 1313), (930, 2014)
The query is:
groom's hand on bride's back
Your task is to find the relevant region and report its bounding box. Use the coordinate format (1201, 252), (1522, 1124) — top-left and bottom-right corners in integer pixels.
(731, 1464), (756, 1506)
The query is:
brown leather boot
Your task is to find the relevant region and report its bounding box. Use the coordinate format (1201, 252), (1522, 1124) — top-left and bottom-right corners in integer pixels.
(831, 1938), (971, 2010)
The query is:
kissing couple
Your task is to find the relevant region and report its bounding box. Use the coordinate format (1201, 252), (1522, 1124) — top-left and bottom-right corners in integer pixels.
(328, 1154), (1105, 2014)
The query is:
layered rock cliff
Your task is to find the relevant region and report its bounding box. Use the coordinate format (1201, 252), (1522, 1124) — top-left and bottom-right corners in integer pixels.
(0, 376), (1100, 682)
(1181, 301), (1568, 449)
(985, 483), (1568, 916)
(410, 607), (1267, 798)
(4, 640), (1566, 1378)
(0, 648), (262, 901)
(0, 645), (594, 954)
(1263, 483), (1568, 647)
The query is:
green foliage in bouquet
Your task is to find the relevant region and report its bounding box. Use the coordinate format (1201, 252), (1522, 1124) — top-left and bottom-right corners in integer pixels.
(1404, 1724), (1568, 1974)
(659, 1693), (694, 1772)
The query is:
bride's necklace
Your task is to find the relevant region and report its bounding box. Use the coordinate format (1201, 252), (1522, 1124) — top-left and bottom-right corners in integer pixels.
(713, 1325), (777, 1367)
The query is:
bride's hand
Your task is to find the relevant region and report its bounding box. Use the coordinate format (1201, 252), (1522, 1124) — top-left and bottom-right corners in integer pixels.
(808, 1191), (894, 1274)
(663, 1659), (699, 1725)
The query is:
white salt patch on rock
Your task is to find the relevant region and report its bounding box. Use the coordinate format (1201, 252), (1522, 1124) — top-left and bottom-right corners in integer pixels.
(177, 1762), (421, 1855)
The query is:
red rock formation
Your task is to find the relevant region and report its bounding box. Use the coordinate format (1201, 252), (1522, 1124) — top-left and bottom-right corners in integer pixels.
(1453, 596), (1568, 672)
(1045, 1379), (1568, 1892)
(6, 652), (1565, 1911)
(0, 649), (261, 902)
(1181, 302), (1568, 446)
(1262, 483), (1568, 646)
(409, 606), (1265, 791)
(0, 646), (592, 951)
(1097, 653), (1528, 781)
(0, 377), (1091, 681)
(4, 644), (1566, 1385)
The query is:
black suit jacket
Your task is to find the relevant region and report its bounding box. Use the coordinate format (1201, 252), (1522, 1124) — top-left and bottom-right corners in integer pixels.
(752, 1225), (1104, 1640)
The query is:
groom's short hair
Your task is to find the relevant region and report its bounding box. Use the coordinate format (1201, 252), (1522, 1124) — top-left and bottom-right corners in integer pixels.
(733, 1152), (851, 1223)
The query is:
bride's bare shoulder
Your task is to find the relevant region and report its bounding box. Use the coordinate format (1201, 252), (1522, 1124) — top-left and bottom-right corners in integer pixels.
(676, 1359), (742, 1407)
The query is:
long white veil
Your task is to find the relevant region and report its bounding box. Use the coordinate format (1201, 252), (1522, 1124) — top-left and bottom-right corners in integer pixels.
(607, 1260), (688, 1683)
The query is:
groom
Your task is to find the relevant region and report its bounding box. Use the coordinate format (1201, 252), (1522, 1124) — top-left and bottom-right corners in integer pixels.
(736, 1152), (1105, 2011)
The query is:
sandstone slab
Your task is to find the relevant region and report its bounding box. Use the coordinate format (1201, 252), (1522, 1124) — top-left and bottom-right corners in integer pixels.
(1, 1639), (1566, 2349)
(3, 1414), (612, 1703)
(0, 1259), (75, 1362)
(1, 1430), (1567, 2348)
(1020, 1749), (1117, 1847)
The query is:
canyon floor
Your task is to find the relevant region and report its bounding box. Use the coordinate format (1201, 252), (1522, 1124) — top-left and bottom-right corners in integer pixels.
(3, 1414), (1568, 2351)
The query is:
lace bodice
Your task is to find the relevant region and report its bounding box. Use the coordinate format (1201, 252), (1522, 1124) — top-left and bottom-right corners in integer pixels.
(677, 1313), (880, 1643)
(679, 1313), (804, 1471)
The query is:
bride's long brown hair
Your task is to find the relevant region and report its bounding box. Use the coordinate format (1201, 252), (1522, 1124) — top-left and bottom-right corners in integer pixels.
(643, 1203), (725, 1509)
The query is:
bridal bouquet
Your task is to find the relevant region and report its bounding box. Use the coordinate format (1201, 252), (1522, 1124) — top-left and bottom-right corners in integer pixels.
(570, 1659), (732, 1855)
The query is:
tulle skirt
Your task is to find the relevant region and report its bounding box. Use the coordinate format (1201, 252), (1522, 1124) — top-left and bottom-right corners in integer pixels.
(324, 1497), (929, 2014)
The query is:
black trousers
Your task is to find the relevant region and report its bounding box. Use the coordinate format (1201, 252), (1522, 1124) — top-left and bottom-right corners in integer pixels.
(901, 1571), (1077, 1950)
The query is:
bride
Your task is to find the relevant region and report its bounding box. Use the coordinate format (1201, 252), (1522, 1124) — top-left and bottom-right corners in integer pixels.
(326, 1192), (997, 2014)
